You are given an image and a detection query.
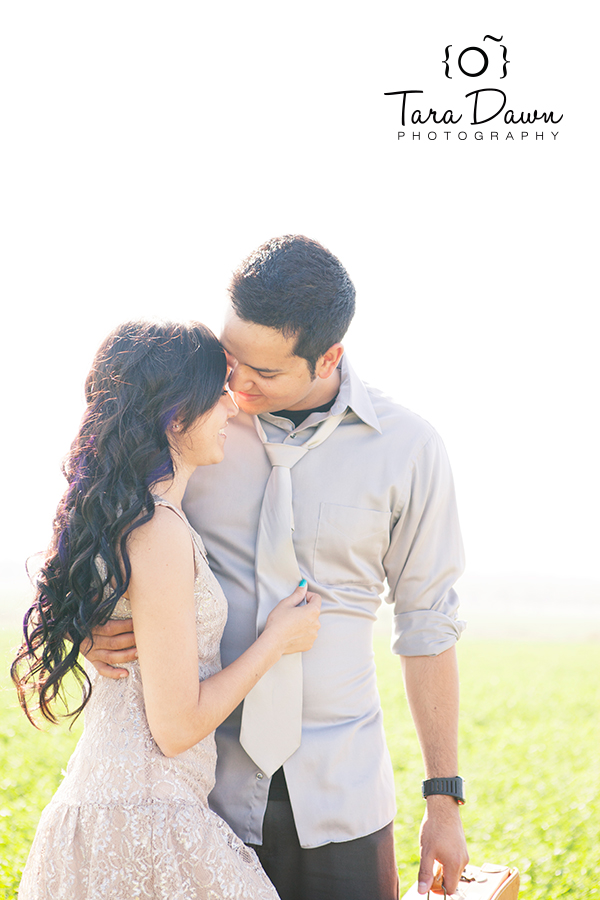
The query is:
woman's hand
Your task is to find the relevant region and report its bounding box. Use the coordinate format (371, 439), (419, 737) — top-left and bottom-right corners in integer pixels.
(263, 583), (321, 655)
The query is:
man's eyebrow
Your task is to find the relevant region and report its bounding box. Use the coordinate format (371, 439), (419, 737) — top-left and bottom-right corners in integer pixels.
(248, 364), (284, 374)
(222, 346), (283, 375)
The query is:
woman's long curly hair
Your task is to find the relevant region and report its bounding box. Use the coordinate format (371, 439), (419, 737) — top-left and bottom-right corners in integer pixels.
(11, 320), (227, 726)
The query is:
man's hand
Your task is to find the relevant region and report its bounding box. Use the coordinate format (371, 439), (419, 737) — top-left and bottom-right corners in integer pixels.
(81, 619), (137, 679)
(417, 795), (468, 895)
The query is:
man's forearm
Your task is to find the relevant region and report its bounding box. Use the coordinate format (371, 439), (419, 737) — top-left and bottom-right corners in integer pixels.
(401, 645), (460, 777)
(401, 645), (468, 895)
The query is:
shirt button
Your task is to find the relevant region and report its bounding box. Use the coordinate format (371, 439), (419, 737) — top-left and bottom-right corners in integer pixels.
(256, 772), (264, 780)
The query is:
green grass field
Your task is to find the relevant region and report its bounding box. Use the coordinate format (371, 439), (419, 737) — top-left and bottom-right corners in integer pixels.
(1, 631), (598, 899)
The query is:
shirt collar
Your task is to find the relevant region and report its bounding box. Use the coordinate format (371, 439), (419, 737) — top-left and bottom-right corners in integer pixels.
(332, 354), (382, 433)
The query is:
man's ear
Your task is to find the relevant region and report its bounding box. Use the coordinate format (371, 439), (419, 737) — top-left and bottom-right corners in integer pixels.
(315, 343), (344, 380)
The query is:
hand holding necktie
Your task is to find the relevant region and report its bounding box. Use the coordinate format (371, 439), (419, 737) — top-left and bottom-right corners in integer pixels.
(262, 580), (322, 655)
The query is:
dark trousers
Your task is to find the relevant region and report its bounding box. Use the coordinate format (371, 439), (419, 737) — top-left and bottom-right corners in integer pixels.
(248, 796), (399, 900)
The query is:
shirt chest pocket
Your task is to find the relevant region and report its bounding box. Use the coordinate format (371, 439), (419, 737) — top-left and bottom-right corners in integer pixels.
(313, 503), (391, 586)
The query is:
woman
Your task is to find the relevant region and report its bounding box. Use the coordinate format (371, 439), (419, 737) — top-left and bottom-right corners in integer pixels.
(11, 320), (321, 899)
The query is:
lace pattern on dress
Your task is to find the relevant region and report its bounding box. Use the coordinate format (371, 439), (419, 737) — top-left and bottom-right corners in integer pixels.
(19, 498), (278, 899)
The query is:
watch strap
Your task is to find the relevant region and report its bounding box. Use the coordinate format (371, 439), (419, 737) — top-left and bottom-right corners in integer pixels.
(422, 776), (465, 805)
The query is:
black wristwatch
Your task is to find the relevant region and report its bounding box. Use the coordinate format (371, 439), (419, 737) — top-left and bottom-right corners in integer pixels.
(422, 776), (465, 805)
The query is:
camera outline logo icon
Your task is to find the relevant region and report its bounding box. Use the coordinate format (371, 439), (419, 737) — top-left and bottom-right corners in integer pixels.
(442, 34), (510, 79)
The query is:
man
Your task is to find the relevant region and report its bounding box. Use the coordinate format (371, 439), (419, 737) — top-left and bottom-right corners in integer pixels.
(90, 235), (468, 899)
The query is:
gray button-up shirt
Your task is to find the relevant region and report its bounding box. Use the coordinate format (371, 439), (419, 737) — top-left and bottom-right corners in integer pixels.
(183, 355), (465, 848)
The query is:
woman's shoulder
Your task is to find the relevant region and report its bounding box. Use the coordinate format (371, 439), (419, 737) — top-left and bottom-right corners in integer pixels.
(128, 503), (193, 564)
(125, 505), (196, 603)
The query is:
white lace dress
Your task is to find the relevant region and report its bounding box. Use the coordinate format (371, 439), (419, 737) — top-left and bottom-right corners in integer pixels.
(19, 500), (279, 900)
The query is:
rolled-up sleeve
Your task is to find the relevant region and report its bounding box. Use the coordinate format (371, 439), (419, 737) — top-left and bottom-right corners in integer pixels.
(383, 429), (466, 656)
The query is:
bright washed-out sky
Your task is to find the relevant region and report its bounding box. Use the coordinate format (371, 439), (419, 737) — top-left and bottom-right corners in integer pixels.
(1, 2), (598, 614)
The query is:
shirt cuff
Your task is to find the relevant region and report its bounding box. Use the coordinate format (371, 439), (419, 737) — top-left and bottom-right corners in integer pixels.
(392, 608), (466, 657)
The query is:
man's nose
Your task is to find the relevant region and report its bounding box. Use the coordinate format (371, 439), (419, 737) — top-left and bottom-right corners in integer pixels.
(228, 364), (255, 393)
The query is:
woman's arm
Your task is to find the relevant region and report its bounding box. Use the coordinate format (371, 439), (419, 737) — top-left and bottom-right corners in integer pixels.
(127, 506), (320, 757)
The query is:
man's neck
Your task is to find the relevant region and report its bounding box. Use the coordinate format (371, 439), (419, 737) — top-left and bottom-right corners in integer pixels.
(272, 396), (337, 428)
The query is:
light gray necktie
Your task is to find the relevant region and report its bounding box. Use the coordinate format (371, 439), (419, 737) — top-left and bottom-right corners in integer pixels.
(239, 411), (346, 777)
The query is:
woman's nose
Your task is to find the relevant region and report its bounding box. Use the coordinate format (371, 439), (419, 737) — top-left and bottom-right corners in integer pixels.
(227, 390), (239, 416)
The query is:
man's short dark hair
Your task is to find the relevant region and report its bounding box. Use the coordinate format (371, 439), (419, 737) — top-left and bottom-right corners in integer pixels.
(229, 235), (356, 376)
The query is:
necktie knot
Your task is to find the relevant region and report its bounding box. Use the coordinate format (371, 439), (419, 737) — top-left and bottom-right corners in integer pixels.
(263, 442), (308, 469)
